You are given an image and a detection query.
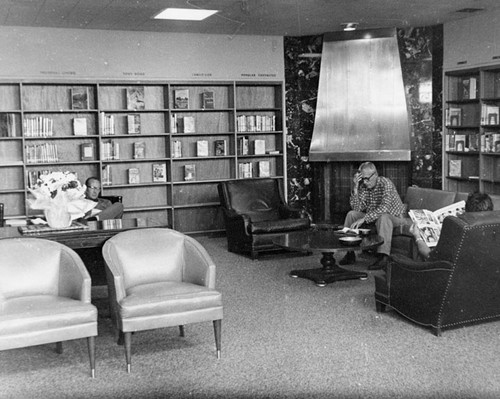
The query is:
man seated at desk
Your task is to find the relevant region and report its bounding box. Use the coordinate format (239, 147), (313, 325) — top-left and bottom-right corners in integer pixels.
(84, 177), (124, 221)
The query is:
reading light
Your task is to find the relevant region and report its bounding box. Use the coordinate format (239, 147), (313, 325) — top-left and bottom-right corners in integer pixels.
(154, 8), (218, 21)
(341, 22), (359, 31)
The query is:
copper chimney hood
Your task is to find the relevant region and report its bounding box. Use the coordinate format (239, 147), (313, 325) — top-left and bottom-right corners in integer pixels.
(309, 28), (411, 162)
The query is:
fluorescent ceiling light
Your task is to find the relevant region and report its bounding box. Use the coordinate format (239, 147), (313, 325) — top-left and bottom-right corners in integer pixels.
(154, 8), (218, 21)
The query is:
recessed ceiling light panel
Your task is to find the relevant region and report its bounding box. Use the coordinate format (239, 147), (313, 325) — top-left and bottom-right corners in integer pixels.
(341, 22), (359, 31)
(154, 8), (218, 21)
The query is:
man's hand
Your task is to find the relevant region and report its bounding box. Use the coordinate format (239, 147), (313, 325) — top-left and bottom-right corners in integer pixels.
(409, 223), (420, 240)
(350, 217), (365, 229)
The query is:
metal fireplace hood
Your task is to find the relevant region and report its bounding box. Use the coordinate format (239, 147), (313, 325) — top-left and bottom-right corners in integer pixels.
(309, 28), (411, 162)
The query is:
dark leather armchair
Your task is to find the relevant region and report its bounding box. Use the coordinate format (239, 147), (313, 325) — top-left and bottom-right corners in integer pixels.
(218, 178), (310, 259)
(375, 211), (500, 336)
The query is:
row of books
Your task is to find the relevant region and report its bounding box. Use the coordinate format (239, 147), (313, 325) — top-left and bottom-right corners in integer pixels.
(236, 115), (276, 132)
(99, 113), (142, 135)
(25, 143), (59, 163)
(173, 89), (214, 110)
(128, 164), (167, 184)
(100, 163), (167, 186)
(238, 161), (271, 178)
(172, 140), (227, 158)
(79, 141), (146, 161)
(0, 113), (18, 137)
(446, 133), (500, 153)
(27, 169), (71, 189)
(23, 117), (54, 137)
(101, 140), (120, 161)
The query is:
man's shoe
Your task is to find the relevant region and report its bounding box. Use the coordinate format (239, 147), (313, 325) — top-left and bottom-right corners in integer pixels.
(339, 251), (356, 266)
(369, 254), (390, 270)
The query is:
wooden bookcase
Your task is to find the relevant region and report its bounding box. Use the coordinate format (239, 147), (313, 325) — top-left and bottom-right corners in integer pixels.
(443, 67), (500, 195)
(0, 80), (286, 234)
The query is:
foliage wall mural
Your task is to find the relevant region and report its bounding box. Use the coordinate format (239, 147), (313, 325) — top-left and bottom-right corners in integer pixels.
(284, 27), (443, 216)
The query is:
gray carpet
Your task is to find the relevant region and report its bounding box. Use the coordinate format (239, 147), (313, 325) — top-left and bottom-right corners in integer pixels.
(1, 236), (500, 399)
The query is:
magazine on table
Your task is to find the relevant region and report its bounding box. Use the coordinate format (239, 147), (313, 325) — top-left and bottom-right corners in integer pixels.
(408, 200), (466, 247)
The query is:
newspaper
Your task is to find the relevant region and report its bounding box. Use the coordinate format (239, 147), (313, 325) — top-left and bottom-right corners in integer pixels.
(408, 200), (466, 247)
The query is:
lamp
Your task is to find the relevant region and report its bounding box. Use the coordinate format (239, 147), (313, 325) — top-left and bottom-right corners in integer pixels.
(341, 22), (358, 31)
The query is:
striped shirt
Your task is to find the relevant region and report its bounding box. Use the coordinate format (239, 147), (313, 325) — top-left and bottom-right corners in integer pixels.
(350, 176), (406, 224)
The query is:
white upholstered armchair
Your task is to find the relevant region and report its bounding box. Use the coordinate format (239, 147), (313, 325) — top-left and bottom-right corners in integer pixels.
(102, 228), (223, 373)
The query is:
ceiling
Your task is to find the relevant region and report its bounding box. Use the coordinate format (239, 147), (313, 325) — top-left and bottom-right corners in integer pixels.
(0, 0), (499, 37)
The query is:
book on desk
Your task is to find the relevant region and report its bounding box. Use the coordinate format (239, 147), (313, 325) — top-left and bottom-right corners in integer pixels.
(18, 221), (89, 235)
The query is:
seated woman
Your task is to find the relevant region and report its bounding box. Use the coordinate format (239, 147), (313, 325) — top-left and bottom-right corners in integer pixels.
(410, 192), (493, 260)
(84, 177), (124, 221)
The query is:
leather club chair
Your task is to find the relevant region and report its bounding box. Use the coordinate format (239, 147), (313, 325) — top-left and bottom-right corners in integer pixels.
(102, 228), (223, 373)
(375, 211), (500, 336)
(218, 178), (310, 259)
(0, 238), (98, 377)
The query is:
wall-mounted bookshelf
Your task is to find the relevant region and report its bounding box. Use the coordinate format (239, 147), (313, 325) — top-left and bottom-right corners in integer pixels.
(443, 67), (500, 196)
(0, 80), (286, 234)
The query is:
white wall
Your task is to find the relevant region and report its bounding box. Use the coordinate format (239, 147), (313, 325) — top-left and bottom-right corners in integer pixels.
(0, 26), (284, 81)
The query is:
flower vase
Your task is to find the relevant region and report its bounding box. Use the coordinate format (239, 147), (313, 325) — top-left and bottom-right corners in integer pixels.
(44, 207), (72, 229)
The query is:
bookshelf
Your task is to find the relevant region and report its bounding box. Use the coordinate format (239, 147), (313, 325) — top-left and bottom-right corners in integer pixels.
(443, 67), (500, 196)
(0, 80), (286, 234)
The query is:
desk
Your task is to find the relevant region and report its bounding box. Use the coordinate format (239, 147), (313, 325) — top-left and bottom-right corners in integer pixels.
(0, 218), (168, 286)
(274, 229), (383, 287)
(0, 218), (166, 249)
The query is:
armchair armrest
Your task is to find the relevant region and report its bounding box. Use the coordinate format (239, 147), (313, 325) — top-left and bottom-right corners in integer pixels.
(183, 237), (216, 288)
(58, 247), (92, 303)
(222, 208), (252, 236)
(391, 254), (454, 272)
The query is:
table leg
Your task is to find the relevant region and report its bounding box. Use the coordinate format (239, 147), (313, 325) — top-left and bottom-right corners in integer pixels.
(289, 252), (368, 287)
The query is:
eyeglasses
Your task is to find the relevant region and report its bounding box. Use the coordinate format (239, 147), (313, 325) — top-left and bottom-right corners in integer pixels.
(88, 186), (100, 190)
(361, 171), (376, 183)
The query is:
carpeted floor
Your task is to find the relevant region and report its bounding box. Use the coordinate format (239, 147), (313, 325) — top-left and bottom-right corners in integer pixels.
(1, 236), (500, 399)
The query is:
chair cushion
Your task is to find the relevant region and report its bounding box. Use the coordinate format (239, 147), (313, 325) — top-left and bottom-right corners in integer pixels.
(120, 281), (222, 319)
(249, 218), (310, 234)
(0, 240), (60, 299)
(0, 295), (97, 335)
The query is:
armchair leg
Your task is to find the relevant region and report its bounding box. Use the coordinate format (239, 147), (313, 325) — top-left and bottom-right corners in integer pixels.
(250, 250), (258, 260)
(213, 319), (222, 359)
(117, 331), (124, 345)
(124, 332), (132, 373)
(56, 342), (63, 354)
(179, 325), (185, 337)
(432, 327), (442, 337)
(87, 336), (96, 379)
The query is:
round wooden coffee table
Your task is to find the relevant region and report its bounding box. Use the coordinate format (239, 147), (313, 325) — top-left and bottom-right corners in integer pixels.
(273, 228), (384, 287)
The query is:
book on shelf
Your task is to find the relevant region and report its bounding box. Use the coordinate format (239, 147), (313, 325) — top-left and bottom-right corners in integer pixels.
(184, 164), (196, 181)
(133, 141), (146, 159)
(100, 113), (115, 135)
(448, 159), (462, 178)
(408, 200), (466, 248)
(258, 160), (271, 177)
(126, 86), (145, 110)
(80, 143), (95, 161)
(101, 140), (120, 160)
(446, 107), (462, 127)
(173, 115), (195, 133)
(214, 139), (227, 156)
(102, 165), (112, 186)
(454, 134), (466, 152)
(481, 104), (500, 125)
(152, 163), (167, 182)
(128, 168), (140, 184)
(127, 114), (141, 134)
(197, 140), (209, 157)
(461, 77), (477, 100)
(238, 162), (253, 178)
(71, 87), (89, 110)
(73, 117), (88, 136)
(253, 139), (266, 155)
(201, 91), (214, 109)
(468, 133), (479, 152)
(0, 113), (18, 137)
(172, 140), (182, 158)
(18, 221), (89, 236)
(238, 136), (249, 155)
(446, 134), (456, 151)
(174, 89), (189, 109)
